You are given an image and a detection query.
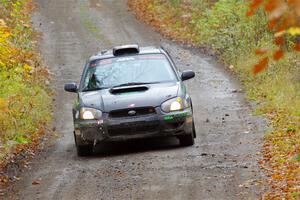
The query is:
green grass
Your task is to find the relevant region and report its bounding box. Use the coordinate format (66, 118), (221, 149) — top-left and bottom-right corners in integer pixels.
(79, 3), (104, 40)
(128, 0), (300, 198)
(0, 0), (51, 160)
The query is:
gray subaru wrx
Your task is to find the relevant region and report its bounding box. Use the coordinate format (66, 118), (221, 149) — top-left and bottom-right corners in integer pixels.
(65, 44), (196, 156)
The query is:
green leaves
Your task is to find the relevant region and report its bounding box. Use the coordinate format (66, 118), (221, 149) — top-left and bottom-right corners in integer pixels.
(290, 192), (300, 198)
(169, 0), (180, 7)
(197, 0), (267, 64)
(296, 154), (300, 162)
(13, 135), (31, 144)
(129, 1), (300, 199)
(0, 0), (51, 166)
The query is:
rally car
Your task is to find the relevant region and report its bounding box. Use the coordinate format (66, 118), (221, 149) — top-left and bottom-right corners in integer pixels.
(65, 44), (196, 156)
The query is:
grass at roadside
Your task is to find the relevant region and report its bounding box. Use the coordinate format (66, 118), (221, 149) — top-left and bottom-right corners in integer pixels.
(0, 0), (51, 178)
(128, 0), (300, 198)
(79, 2), (104, 40)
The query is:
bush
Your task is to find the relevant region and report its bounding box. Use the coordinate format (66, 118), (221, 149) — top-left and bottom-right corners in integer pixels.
(0, 0), (51, 159)
(128, 0), (300, 198)
(197, 0), (269, 62)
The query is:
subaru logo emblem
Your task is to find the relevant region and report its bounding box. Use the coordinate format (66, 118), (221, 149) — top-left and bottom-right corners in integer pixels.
(128, 110), (136, 116)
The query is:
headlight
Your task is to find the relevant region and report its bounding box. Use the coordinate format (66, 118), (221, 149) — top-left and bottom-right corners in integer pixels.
(161, 97), (189, 113)
(80, 107), (102, 120)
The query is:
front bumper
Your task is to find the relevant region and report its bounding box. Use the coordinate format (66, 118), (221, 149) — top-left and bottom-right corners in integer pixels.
(74, 108), (193, 145)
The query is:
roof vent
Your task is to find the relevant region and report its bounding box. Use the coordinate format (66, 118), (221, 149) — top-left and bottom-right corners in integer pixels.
(113, 44), (139, 56)
(110, 85), (148, 94)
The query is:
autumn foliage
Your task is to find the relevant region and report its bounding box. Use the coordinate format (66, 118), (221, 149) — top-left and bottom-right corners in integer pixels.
(129, 0), (300, 199)
(248, 0), (300, 74)
(0, 0), (51, 177)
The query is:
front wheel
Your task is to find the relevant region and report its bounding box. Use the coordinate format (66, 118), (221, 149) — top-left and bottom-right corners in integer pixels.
(179, 133), (195, 146)
(76, 144), (93, 156)
(74, 132), (93, 156)
(192, 120), (196, 138)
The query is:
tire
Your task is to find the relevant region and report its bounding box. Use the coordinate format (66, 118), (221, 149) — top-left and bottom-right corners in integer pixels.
(179, 133), (195, 146)
(76, 144), (93, 156)
(74, 131), (93, 156)
(190, 102), (196, 138)
(192, 120), (196, 138)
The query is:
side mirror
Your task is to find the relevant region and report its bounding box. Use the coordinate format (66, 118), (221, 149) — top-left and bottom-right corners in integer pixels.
(181, 70), (195, 81)
(64, 83), (78, 93)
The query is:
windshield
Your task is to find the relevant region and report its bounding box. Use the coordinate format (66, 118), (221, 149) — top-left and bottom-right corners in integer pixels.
(82, 54), (178, 91)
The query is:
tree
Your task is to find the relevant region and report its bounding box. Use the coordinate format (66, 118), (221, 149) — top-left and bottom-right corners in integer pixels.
(247, 0), (300, 74)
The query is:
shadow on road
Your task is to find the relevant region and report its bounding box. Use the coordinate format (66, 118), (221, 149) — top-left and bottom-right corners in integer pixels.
(90, 137), (183, 158)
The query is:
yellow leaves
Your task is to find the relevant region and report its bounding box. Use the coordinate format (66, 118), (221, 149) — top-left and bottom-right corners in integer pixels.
(0, 19), (7, 28)
(0, 0), (51, 176)
(272, 173), (283, 181)
(0, 33), (18, 69)
(0, 98), (8, 112)
(23, 64), (32, 72)
(274, 27), (300, 37)
(0, 32), (11, 44)
(0, 19), (11, 43)
(0, 20), (14, 66)
(248, 0), (300, 73)
(246, 3), (300, 197)
(0, 18), (34, 74)
(262, 109), (300, 199)
(23, 64), (33, 78)
(287, 26), (300, 36)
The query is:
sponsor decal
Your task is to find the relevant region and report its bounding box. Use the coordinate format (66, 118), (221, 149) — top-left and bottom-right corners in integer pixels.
(138, 55), (165, 60)
(164, 112), (189, 121)
(116, 57), (135, 62)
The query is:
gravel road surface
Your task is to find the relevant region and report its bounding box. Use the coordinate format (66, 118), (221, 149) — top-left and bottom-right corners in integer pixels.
(10, 0), (265, 199)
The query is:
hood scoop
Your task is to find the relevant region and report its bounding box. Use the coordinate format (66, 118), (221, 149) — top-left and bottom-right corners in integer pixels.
(110, 86), (149, 94)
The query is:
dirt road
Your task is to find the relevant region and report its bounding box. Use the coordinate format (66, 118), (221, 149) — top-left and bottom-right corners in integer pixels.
(10, 0), (265, 199)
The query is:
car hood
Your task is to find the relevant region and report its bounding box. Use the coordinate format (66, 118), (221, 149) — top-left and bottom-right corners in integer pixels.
(79, 82), (180, 112)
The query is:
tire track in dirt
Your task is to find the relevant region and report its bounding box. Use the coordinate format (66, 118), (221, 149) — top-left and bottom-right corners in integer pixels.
(10, 0), (265, 199)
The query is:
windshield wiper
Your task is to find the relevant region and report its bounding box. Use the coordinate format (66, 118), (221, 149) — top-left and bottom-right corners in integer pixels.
(82, 87), (109, 92)
(111, 82), (159, 88)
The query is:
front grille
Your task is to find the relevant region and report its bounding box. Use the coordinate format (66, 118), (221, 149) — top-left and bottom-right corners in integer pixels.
(109, 107), (156, 118)
(108, 120), (160, 136)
